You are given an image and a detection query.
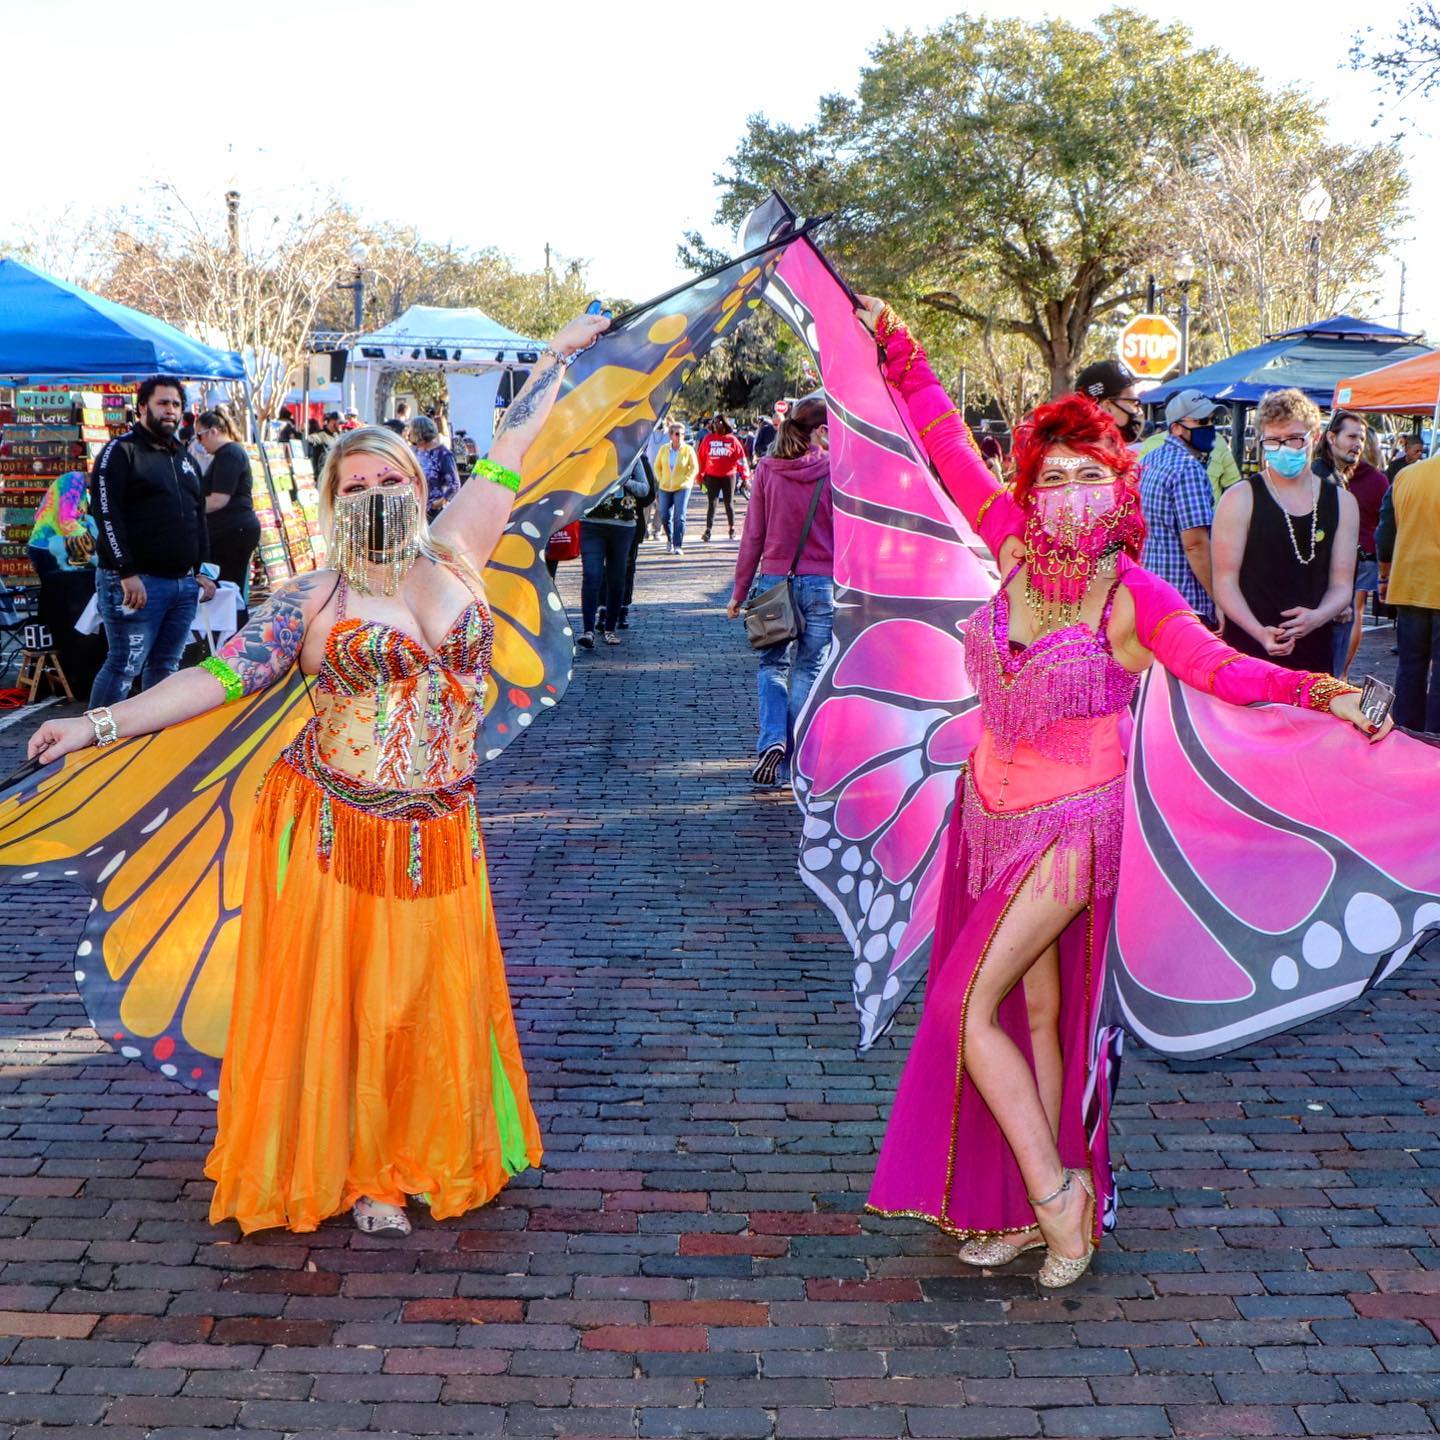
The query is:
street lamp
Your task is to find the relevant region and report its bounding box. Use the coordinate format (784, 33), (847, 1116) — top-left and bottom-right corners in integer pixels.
(336, 243), (366, 334)
(1174, 252), (1196, 377)
(1299, 181), (1332, 316)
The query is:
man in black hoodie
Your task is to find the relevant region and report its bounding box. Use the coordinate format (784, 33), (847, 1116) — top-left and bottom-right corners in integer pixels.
(88, 376), (217, 707)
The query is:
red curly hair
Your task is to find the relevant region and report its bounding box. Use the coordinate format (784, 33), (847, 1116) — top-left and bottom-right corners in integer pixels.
(1011, 393), (1142, 534)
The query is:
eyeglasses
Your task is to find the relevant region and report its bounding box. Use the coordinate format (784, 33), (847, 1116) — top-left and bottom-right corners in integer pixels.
(1260, 436), (1310, 453)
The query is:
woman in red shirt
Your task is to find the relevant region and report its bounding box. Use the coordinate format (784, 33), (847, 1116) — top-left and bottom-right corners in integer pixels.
(697, 416), (748, 542)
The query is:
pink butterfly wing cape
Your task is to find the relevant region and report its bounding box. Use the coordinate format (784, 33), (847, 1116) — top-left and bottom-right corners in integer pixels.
(758, 200), (1440, 1055)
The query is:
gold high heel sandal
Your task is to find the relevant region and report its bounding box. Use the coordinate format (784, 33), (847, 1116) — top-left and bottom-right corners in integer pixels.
(957, 1231), (1046, 1268)
(1028, 1168), (1096, 1289)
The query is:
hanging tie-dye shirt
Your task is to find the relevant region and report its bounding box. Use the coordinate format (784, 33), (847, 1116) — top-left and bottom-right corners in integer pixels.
(29, 471), (98, 570)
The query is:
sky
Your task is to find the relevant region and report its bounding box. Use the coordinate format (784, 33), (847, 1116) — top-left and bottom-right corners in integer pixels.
(5, 0), (1436, 339)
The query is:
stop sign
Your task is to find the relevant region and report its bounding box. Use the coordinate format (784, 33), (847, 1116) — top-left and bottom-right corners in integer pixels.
(1117, 314), (1182, 380)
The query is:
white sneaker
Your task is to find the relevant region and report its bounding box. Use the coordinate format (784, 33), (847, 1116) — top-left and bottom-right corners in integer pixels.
(674, 548), (684, 558)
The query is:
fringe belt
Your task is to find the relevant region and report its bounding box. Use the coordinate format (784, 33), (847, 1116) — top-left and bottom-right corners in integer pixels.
(959, 770), (1124, 906)
(261, 746), (482, 899)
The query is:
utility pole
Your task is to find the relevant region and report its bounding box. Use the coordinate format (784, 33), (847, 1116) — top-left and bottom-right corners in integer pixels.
(224, 190), (241, 255)
(544, 242), (552, 304)
(1398, 261), (1407, 330)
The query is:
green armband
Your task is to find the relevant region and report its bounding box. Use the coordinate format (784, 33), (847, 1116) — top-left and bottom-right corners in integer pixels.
(473, 458), (521, 493)
(199, 655), (245, 704)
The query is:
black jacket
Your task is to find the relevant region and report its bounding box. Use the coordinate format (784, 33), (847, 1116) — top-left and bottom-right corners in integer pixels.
(90, 423), (209, 578)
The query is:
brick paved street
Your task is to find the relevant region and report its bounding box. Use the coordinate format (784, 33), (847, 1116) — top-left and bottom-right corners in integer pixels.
(0, 504), (1435, 1440)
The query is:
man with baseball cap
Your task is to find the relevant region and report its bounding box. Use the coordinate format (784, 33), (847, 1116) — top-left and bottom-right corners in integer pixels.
(1137, 389), (1221, 625)
(1074, 359), (1145, 444)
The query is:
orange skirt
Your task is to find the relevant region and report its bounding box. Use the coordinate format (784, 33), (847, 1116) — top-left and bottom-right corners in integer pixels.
(204, 761), (542, 1234)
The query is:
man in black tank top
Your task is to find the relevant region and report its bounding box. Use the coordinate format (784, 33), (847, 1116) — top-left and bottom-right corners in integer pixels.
(1211, 388), (1358, 674)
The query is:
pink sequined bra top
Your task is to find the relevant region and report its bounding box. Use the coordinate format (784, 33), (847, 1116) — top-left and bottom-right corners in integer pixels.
(286, 571), (495, 793)
(964, 564), (1138, 766)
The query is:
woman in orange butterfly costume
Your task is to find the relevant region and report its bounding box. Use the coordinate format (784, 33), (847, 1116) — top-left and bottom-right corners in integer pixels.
(28, 310), (611, 1237)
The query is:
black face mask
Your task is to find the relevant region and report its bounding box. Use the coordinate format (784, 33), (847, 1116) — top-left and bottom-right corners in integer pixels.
(1117, 412), (1143, 443)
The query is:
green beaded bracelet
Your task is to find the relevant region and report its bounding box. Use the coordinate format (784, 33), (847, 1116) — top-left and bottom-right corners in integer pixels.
(199, 655), (245, 704)
(473, 458), (521, 493)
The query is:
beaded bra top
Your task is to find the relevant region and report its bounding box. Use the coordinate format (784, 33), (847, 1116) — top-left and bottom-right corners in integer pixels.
(288, 571), (494, 792)
(964, 564), (1138, 765)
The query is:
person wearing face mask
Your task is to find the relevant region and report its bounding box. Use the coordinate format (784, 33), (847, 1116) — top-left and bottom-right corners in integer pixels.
(1135, 404), (1243, 498)
(851, 297), (1385, 1291)
(1137, 390), (1221, 627)
(1212, 388), (1358, 675)
(1312, 411), (1390, 678)
(1074, 360), (1145, 446)
(25, 309), (611, 1241)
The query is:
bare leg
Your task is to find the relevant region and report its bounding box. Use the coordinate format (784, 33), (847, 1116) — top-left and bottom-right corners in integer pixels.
(1025, 940), (1063, 1143)
(962, 851), (1090, 1259)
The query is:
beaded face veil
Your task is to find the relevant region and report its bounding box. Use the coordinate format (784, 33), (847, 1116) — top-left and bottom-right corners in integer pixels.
(1021, 453), (1144, 630)
(329, 485), (422, 596)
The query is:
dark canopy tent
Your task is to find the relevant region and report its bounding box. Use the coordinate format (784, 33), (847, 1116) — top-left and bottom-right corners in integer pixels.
(1142, 315), (1432, 468)
(0, 257), (245, 380)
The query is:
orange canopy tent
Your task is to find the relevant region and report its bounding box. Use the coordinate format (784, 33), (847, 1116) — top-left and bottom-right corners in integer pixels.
(1334, 348), (1440, 413)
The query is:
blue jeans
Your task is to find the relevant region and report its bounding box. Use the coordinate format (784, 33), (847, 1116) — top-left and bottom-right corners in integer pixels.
(580, 522), (633, 635)
(657, 486), (692, 549)
(751, 574), (834, 764)
(90, 571), (200, 707)
(1395, 605), (1440, 733)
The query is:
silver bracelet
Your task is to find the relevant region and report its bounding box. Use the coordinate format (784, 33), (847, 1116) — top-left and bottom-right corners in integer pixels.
(541, 346), (577, 370)
(84, 707), (119, 748)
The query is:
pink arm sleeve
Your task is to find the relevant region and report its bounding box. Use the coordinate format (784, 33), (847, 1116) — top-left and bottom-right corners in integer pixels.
(1122, 564), (1331, 708)
(876, 316), (1024, 558)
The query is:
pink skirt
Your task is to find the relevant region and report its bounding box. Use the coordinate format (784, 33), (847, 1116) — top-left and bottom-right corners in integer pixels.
(867, 768), (1119, 1241)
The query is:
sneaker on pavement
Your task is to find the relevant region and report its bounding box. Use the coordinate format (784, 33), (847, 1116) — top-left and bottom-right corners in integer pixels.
(751, 744), (786, 787)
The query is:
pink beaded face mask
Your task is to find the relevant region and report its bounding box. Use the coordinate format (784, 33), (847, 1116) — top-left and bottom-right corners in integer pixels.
(1022, 456), (1143, 629)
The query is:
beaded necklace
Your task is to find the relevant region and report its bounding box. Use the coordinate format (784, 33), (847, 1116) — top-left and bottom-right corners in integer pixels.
(1263, 473), (1322, 566)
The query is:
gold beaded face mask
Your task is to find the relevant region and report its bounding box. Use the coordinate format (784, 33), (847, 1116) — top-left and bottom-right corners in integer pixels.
(329, 485), (421, 596)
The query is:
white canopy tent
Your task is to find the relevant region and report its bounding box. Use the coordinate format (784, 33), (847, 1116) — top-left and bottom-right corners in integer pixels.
(347, 305), (544, 454)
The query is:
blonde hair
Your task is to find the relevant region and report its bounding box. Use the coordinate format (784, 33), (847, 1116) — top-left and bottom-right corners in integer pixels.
(1254, 388), (1322, 434)
(317, 425), (477, 582)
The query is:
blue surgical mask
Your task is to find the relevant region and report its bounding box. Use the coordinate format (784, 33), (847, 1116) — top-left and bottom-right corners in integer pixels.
(1267, 446), (1309, 479)
(1186, 424), (1216, 456)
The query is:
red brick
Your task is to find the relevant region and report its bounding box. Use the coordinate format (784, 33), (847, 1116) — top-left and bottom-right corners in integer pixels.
(212, 1317), (334, 1346)
(605, 1191), (709, 1213)
(222, 1268), (341, 1295)
(457, 1229), (567, 1251)
(541, 1169), (645, 1189)
(95, 1314), (215, 1342)
(384, 1347), (509, 1375)
(805, 1278), (922, 1303)
(0, 1310), (96, 1338)
(749, 1212), (860, 1236)
(401, 1298), (524, 1324)
(1371, 1270), (1440, 1294)
(528, 1208), (637, 1233)
(679, 1233), (788, 1258)
(581, 1324), (707, 1353)
(650, 1300), (767, 1327)
(1351, 1292), (1440, 1321)
(0, 1178), (83, 1197)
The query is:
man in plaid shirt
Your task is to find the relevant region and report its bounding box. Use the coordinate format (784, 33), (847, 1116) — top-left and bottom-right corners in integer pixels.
(1139, 390), (1220, 625)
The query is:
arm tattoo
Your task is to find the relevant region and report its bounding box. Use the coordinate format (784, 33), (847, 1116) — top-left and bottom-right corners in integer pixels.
(215, 572), (324, 695)
(495, 360), (562, 439)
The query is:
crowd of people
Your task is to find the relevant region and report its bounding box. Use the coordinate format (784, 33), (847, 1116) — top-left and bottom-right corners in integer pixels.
(7, 293), (1433, 1289)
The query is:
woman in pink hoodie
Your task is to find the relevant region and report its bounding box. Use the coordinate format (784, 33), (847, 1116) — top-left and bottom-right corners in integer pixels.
(727, 397), (835, 786)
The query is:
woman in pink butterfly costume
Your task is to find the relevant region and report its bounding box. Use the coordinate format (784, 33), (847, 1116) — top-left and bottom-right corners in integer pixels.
(857, 300), (1385, 1288)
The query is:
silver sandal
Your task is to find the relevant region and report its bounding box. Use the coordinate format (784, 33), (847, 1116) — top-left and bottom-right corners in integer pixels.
(1029, 1169), (1096, 1289)
(352, 1196), (412, 1237)
(958, 1231), (1046, 1268)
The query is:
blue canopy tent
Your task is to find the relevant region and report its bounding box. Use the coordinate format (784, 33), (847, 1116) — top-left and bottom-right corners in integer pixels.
(1141, 314), (1432, 469)
(0, 257), (245, 380)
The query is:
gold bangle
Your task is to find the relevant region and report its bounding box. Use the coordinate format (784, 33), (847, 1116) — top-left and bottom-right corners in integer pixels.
(1302, 674), (1360, 714)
